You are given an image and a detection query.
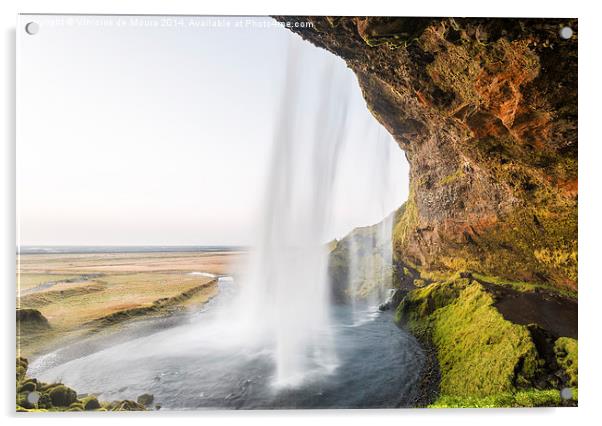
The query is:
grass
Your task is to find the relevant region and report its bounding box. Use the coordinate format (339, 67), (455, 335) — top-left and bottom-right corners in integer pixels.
(16, 252), (238, 358)
(17, 251), (245, 275)
(20, 272), (216, 330)
(17, 273), (85, 291)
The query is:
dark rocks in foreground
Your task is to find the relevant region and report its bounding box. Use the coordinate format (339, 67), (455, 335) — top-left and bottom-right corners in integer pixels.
(16, 357), (147, 412)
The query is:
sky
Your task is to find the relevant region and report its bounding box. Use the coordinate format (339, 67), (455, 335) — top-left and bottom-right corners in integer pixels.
(17, 15), (409, 246)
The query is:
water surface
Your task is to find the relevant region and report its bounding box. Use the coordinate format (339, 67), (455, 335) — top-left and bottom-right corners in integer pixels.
(31, 281), (425, 410)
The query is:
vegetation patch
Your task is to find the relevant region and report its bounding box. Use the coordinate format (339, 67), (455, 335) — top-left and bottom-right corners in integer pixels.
(16, 309), (50, 330)
(438, 168), (465, 186)
(397, 280), (540, 396)
(472, 272), (577, 299)
(392, 195), (418, 256)
(554, 337), (578, 386)
(429, 388), (563, 408)
(86, 279), (217, 328)
(15, 357), (146, 412)
(396, 278), (578, 407)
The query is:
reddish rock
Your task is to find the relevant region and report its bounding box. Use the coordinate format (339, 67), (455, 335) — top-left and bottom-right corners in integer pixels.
(277, 17), (577, 290)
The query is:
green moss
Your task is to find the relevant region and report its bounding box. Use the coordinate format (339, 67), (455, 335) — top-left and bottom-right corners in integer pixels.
(432, 283), (539, 395)
(472, 272), (577, 299)
(453, 132), (578, 289)
(67, 406), (84, 411)
(438, 168), (465, 186)
(16, 357), (28, 382)
(48, 384), (77, 407)
(421, 192), (578, 291)
(554, 337), (578, 386)
(69, 401), (85, 411)
(430, 389), (562, 408)
(16, 366), (26, 383)
(397, 280), (540, 397)
(15, 356), (145, 412)
(413, 279), (426, 288)
(16, 392), (33, 409)
(82, 395), (101, 411)
(395, 279), (466, 324)
(107, 400), (146, 411)
(18, 380), (36, 392)
(392, 194), (418, 256)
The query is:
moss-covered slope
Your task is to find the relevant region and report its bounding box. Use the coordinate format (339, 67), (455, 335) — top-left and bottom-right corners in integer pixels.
(276, 17), (577, 292)
(395, 279), (577, 406)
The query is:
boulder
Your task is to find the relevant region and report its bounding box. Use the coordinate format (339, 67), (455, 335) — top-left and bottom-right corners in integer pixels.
(137, 393), (154, 407)
(82, 395), (101, 410)
(48, 384), (77, 407)
(379, 288), (406, 311)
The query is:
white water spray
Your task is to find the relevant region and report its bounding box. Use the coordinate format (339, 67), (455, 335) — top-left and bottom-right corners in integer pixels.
(345, 126), (398, 321)
(227, 42), (355, 387)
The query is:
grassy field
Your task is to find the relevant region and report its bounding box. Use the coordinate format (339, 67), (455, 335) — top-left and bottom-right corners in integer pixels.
(17, 251), (245, 358)
(17, 273), (86, 292)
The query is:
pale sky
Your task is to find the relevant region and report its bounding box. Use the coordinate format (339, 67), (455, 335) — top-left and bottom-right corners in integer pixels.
(17, 15), (409, 246)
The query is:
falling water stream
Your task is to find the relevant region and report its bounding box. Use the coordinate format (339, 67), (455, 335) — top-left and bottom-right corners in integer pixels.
(29, 41), (425, 409)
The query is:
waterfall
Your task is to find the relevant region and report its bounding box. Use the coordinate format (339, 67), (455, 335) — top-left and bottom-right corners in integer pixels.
(229, 41), (353, 387)
(344, 126), (397, 321)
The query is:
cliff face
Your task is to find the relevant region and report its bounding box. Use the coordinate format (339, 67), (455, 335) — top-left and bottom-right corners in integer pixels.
(277, 17), (577, 291)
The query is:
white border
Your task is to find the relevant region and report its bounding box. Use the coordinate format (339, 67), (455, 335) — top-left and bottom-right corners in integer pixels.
(2, 1), (598, 425)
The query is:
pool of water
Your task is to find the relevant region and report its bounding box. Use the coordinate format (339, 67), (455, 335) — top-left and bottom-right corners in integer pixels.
(30, 282), (425, 410)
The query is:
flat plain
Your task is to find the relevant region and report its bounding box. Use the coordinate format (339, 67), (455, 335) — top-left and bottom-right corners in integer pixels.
(17, 250), (246, 358)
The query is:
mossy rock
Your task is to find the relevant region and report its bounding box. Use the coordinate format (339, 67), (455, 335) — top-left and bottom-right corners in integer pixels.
(17, 357), (28, 371)
(69, 401), (85, 410)
(37, 392), (53, 409)
(16, 357), (28, 382)
(16, 392), (33, 409)
(67, 405), (84, 411)
(15, 356), (136, 412)
(82, 395), (101, 410)
(18, 380), (37, 393)
(49, 384), (77, 407)
(108, 400), (146, 411)
(137, 393), (154, 407)
(554, 337), (578, 386)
